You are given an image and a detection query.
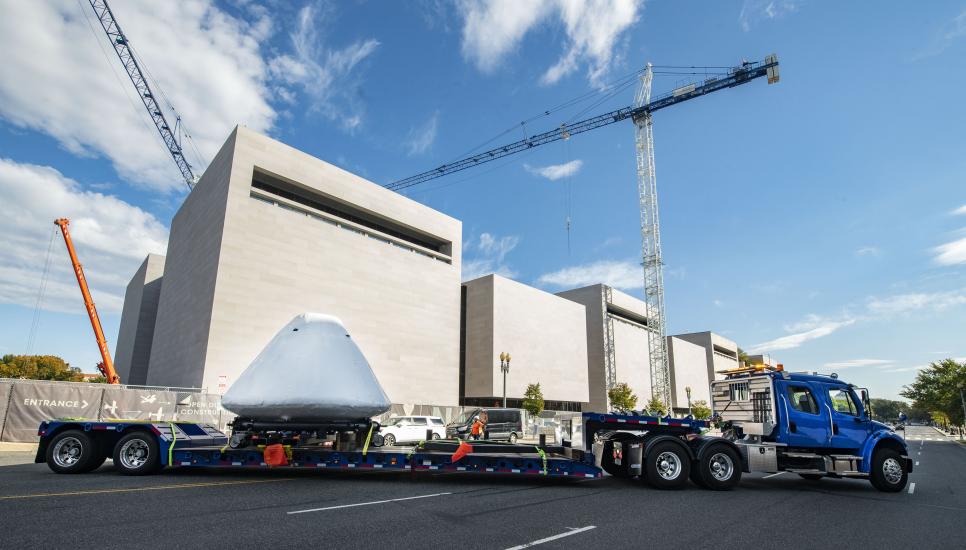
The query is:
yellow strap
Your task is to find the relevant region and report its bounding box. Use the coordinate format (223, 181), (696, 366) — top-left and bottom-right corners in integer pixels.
(535, 446), (547, 475)
(407, 440), (426, 458)
(362, 424), (374, 457)
(167, 422), (177, 466)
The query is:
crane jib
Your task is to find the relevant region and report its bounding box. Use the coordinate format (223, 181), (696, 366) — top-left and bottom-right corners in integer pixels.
(386, 58), (778, 191)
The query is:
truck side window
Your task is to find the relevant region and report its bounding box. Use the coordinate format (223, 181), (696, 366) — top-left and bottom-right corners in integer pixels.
(786, 386), (818, 415)
(828, 388), (858, 416)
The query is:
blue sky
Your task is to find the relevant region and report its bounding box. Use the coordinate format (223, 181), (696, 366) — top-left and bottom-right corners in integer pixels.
(1, 1), (964, 400)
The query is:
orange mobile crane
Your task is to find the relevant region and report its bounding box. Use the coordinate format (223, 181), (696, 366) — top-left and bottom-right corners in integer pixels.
(54, 218), (121, 384)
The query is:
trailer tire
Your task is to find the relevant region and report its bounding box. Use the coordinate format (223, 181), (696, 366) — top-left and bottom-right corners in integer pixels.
(644, 441), (690, 490)
(46, 430), (100, 474)
(870, 448), (908, 492)
(694, 444), (741, 491)
(113, 431), (162, 476)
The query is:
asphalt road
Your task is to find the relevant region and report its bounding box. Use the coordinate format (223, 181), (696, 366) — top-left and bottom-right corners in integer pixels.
(2, 426), (965, 550)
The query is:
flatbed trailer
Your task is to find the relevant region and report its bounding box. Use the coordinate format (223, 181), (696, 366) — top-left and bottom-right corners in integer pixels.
(34, 412), (746, 490)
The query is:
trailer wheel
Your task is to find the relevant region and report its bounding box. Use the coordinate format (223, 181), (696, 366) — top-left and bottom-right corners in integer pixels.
(870, 448), (908, 492)
(644, 441), (690, 490)
(694, 445), (741, 491)
(113, 431), (162, 476)
(46, 430), (100, 474)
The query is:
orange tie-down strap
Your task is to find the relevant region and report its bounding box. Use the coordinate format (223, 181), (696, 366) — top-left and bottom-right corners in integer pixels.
(451, 441), (473, 463)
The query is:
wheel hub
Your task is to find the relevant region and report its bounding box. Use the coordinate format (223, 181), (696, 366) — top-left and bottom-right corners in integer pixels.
(120, 439), (150, 469)
(709, 452), (734, 481)
(52, 437), (83, 468)
(882, 457), (903, 484)
(656, 451), (681, 480)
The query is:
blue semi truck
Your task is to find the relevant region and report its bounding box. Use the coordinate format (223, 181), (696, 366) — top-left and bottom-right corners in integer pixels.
(34, 367), (911, 492)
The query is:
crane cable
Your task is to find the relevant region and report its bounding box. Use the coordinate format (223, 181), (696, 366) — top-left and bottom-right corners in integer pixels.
(26, 228), (57, 355)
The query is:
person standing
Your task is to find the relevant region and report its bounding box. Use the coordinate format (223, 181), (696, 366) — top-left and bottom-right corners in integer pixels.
(471, 416), (483, 441)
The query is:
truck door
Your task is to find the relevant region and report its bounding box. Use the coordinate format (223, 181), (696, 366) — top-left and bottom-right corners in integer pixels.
(777, 381), (828, 447)
(824, 385), (870, 450)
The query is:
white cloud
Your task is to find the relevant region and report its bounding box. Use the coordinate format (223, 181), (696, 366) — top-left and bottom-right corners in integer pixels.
(406, 111), (440, 156)
(952, 204), (966, 215)
(269, 2), (380, 132)
(749, 316), (855, 353)
(823, 359), (893, 369)
(537, 259), (641, 290)
(462, 232), (520, 281)
(0, 159), (168, 314)
(933, 235), (966, 265)
(913, 8), (966, 60)
(866, 289), (966, 315)
(457, 0), (642, 88)
(0, 1), (277, 192)
(855, 246), (880, 257)
(524, 159), (583, 181)
(713, 299), (724, 308)
(739, 0), (800, 32)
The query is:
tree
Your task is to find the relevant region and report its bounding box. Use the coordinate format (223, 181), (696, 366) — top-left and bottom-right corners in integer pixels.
(690, 400), (712, 420)
(607, 382), (638, 413)
(522, 383), (544, 416)
(869, 398), (907, 423)
(901, 358), (966, 428)
(737, 347), (751, 367)
(0, 355), (84, 382)
(645, 396), (667, 417)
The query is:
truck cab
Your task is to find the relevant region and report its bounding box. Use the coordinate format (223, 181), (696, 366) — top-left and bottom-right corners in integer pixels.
(712, 366), (912, 492)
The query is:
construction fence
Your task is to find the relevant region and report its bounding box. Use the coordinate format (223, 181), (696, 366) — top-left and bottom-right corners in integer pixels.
(0, 379), (583, 445)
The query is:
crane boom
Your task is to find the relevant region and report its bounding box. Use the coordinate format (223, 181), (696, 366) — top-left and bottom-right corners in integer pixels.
(88, 0), (196, 189)
(386, 56), (778, 191)
(54, 218), (120, 384)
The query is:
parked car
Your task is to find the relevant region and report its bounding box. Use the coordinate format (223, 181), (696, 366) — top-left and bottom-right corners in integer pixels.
(446, 408), (524, 443)
(378, 416), (445, 446)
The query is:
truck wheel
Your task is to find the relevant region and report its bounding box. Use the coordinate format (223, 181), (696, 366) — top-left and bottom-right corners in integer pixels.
(644, 441), (690, 490)
(694, 445), (742, 491)
(383, 434), (396, 446)
(870, 448), (908, 492)
(113, 431), (162, 476)
(46, 430), (99, 474)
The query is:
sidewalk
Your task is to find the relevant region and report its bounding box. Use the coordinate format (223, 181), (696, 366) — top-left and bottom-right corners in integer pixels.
(0, 441), (39, 466)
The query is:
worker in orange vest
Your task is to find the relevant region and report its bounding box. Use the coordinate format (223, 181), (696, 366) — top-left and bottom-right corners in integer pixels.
(471, 416), (484, 440)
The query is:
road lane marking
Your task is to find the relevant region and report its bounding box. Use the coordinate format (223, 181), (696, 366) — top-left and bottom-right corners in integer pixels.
(0, 478), (292, 500)
(763, 472), (785, 479)
(288, 492), (451, 514)
(505, 526), (597, 549)
(908, 482), (916, 494)
(916, 461), (920, 466)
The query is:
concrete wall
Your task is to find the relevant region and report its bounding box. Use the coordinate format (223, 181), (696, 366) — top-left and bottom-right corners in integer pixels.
(674, 331), (738, 382)
(147, 130), (237, 389)
(463, 275), (588, 404)
(147, 127), (462, 406)
(557, 284), (653, 413)
(667, 336), (712, 410)
(114, 254), (165, 385)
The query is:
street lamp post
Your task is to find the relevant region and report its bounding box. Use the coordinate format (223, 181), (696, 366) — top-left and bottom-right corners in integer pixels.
(685, 386), (692, 417)
(500, 352), (511, 408)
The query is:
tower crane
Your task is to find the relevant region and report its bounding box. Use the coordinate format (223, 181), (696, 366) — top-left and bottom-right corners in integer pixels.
(87, 0), (197, 189)
(388, 56), (780, 411)
(54, 218), (121, 384)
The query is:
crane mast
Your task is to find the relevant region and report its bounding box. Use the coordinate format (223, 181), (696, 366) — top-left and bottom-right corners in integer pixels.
(54, 219), (120, 384)
(88, 0), (196, 189)
(389, 55), (780, 410)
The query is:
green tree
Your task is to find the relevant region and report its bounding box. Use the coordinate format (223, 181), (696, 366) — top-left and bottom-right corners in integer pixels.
(690, 400), (712, 420)
(645, 396), (667, 417)
(869, 398), (907, 423)
(737, 347), (751, 367)
(901, 358), (966, 428)
(0, 355), (84, 382)
(607, 382), (638, 413)
(522, 383), (544, 416)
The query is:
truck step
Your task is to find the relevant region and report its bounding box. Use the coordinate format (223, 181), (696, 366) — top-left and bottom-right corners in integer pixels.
(829, 455), (862, 461)
(784, 468), (825, 474)
(782, 452), (819, 459)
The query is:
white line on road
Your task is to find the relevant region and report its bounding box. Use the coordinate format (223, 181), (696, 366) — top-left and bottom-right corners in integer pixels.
(505, 526), (597, 549)
(916, 461), (920, 466)
(287, 492), (451, 515)
(763, 472), (785, 479)
(908, 482), (916, 495)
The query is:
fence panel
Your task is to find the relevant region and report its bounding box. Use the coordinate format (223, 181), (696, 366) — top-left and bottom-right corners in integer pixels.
(99, 388), (180, 421)
(0, 383), (12, 439)
(1, 383), (104, 442)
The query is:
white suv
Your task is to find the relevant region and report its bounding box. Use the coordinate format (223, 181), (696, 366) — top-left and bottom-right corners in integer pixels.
(379, 416), (446, 446)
